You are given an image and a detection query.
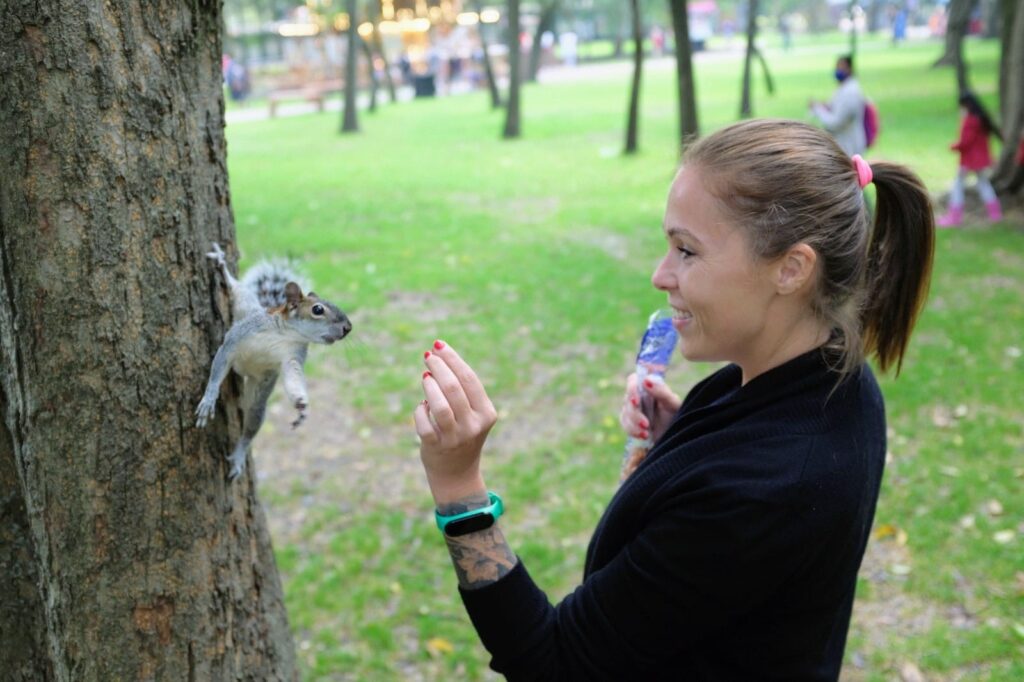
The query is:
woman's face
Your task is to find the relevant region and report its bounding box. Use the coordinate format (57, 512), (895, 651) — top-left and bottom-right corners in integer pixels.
(652, 167), (780, 369)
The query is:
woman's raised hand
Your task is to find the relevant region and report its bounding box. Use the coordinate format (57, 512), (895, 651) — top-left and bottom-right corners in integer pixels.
(414, 340), (498, 505)
(619, 372), (682, 445)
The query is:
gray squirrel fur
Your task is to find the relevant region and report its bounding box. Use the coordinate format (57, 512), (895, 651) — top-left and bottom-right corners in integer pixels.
(195, 243), (352, 480)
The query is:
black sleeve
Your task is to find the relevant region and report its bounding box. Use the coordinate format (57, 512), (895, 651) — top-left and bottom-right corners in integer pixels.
(458, 450), (816, 681)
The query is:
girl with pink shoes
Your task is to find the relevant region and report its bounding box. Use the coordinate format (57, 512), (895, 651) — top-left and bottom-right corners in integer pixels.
(938, 91), (1003, 227)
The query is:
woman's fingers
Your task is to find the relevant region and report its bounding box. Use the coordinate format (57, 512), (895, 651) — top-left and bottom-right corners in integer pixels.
(430, 341), (494, 416)
(413, 400), (440, 442)
(642, 375), (682, 413)
(421, 372), (457, 431)
(424, 347), (472, 420)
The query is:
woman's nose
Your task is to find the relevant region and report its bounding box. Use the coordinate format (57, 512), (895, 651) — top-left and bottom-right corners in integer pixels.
(651, 256), (672, 291)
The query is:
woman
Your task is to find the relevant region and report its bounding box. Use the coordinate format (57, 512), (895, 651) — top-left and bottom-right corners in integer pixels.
(413, 119), (935, 680)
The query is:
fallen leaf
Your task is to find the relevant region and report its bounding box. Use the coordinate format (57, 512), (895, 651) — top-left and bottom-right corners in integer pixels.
(425, 636), (455, 656)
(986, 499), (1004, 516)
(873, 523), (897, 540)
(1013, 623), (1024, 641)
(900, 661), (925, 682)
(891, 564), (912, 576)
(1006, 346), (1022, 358)
(953, 404), (969, 418)
(994, 530), (1015, 545)
(959, 515), (976, 529)
(931, 407), (952, 428)
(939, 465), (960, 477)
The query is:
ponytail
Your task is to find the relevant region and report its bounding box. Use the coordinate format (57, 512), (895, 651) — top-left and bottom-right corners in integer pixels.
(860, 162), (935, 375)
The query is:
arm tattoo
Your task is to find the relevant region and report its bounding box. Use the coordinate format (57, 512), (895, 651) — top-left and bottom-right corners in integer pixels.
(438, 494), (519, 590)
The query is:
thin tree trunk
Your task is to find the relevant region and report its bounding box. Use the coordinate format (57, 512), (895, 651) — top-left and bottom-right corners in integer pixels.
(368, 1), (397, 103)
(342, 0), (360, 132)
(933, 0), (974, 93)
(504, 0), (523, 138)
(474, 0), (503, 108)
(740, 0), (758, 118)
(848, 0), (858, 58)
(669, 0), (699, 148)
(0, 2), (296, 679)
(993, 0), (1024, 193)
(361, 36), (378, 112)
(625, 0), (644, 154)
(528, 1), (559, 83)
(754, 47), (775, 95)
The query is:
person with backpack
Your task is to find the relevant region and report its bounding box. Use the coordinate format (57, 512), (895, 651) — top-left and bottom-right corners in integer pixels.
(937, 91), (1003, 227)
(809, 54), (867, 156)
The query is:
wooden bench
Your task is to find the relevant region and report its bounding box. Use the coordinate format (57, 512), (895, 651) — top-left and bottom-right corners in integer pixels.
(267, 80), (343, 117)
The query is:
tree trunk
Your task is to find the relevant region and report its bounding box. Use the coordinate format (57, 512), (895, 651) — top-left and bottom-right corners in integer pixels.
(361, 36), (379, 113)
(669, 0), (699, 149)
(754, 47), (775, 95)
(0, 2), (296, 680)
(504, 0), (523, 138)
(933, 0), (974, 93)
(993, 0), (1024, 193)
(848, 0), (858, 59)
(474, 0), (503, 108)
(740, 0), (758, 118)
(528, 0), (559, 83)
(368, 1), (397, 103)
(625, 0), (644, 154)
(342, 0), (360, 132)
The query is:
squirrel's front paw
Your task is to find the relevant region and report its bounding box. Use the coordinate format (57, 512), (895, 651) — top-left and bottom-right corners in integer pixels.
(291, 399), (308, 429)
(195, 397), (217, 427)
(205, 242), (227, 269)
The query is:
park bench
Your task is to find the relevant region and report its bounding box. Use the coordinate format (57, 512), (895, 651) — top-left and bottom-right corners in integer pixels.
(267, 79), (343, 117)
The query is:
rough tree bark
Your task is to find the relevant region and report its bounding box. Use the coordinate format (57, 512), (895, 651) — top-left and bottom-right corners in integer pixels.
(993, 0), (1024, 194)
(669, 0), (700, 149)
(0, 2), (297, 680)
(933, 0), (974, 92)
(503, 0), (523, 138)
(625, 0), (644, 154)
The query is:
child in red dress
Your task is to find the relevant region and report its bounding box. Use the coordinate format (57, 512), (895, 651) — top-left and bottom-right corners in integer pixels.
(938, 91), (1003, 227)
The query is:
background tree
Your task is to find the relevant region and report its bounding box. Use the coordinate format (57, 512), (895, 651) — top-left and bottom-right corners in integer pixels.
(933, 0), (975, 92)
(625, 0), (645, 154)
(367, 0), (397, 103)
(739, 0), (775, 118)
(669, 0), (700, 148)
(993, 0), (1023, 194)
(528, 0), (561, 82)
(0, 2), (296, 679)
(504, 0), (523, 138)
(342, 0), (360, 132)
(475, 0), (504, 109)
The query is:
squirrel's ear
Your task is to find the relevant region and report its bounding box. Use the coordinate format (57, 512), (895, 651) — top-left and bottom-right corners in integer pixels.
(284, 282), (303, 310)
(307, 291), (318, 300)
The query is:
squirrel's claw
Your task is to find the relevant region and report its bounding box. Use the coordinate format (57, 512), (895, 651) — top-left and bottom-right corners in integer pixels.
(195, 397), (216, 427)
(291, 399), (308, 429)
(205, 242), (228, 274)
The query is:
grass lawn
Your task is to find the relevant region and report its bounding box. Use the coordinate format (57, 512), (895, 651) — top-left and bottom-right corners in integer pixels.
(224, 35), (1022, 681)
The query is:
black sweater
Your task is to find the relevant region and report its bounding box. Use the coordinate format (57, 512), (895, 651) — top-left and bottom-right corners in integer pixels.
(460, 348), (887, 681)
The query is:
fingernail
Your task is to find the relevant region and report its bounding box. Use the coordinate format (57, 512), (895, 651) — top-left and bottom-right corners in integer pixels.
(434, 339), (446, 351)
(424, 351), (431, 359)
(422, 371), (432, 379)
(640, 431), (649, 439)
(643, 379), (653, 389)
(630, 396), (639, 407)
(639, 419), (648, 429)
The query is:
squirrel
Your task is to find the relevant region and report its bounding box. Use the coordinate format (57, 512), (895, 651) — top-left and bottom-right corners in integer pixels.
(195, 243), (352, 480)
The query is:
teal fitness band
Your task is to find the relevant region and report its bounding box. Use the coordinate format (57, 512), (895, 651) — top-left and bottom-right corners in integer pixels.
(435, 491), (504, 537)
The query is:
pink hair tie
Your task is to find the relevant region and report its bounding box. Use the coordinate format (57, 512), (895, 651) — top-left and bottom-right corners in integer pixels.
(852, 154), (873, 189)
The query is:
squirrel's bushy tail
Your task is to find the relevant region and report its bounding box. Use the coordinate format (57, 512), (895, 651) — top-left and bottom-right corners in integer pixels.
(241, 260), (310, 309)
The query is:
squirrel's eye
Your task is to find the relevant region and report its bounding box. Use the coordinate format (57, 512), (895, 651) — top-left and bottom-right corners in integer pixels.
(311, 304), (325, 316)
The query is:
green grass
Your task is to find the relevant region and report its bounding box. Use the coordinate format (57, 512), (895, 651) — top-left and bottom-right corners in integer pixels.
(226, 36), (1022, 680)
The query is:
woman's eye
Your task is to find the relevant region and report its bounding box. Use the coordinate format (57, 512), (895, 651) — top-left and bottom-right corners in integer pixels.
(676, 247), (695, 258)
(312, 304), (325, 316)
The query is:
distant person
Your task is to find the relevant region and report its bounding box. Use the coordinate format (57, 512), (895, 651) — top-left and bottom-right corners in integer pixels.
(558, 31), (578, 67)
(412, 119), (935, 679)
(226, 60), (250, 102)
(651, 25), (666, 56)
(892, 8), (907, 44)
(809, 55), (867, 156)
(937, 91), (1004, 227)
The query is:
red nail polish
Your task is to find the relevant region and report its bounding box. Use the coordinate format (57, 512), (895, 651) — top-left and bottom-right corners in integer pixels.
(640, 419), (649, 429)
(640, 431), (649, 439)
(434, 340), (446, 351)
(424, 351), (431, 359)
(423, 371), (431, 379)
(630, 396), (639, 407)
(643, 379), (653, 389)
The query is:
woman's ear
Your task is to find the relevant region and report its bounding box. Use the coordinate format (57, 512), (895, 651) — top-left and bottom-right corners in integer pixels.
(775, 244), (818, 296)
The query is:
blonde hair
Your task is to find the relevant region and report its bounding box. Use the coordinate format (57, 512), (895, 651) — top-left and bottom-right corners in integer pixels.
(683, 119), (935, 377)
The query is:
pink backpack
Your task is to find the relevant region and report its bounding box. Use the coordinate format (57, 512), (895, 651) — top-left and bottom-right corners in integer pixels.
(864, 100), (880, 148)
